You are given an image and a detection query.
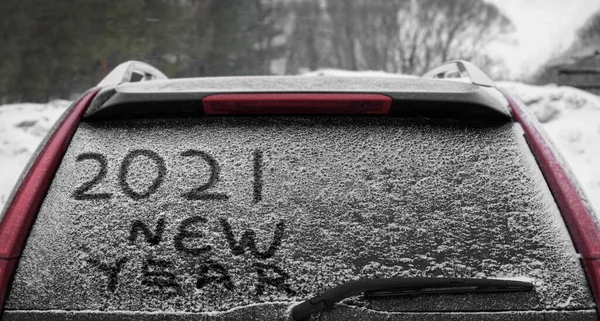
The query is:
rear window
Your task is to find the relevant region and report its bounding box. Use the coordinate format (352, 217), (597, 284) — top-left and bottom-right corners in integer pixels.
(3, 117), (595, 318)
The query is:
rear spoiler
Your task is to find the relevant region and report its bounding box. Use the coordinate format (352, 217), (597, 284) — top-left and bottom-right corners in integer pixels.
(422, 60), (495, 87)
(97, 61), (167, 87)
(87, 60), (511, 122)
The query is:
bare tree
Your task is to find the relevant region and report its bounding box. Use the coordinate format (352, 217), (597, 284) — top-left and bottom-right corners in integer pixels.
(283, 0), (513, 75)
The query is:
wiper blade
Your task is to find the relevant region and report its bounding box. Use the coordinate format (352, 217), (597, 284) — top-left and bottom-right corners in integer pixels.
(290, 277), (534, 321)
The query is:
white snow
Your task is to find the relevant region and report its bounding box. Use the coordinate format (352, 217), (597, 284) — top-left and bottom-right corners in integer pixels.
(8, 117), (586, 311)
(301, 69), (417, 78)
(0, 79), (599, 222)
(0, 100), (71, 208)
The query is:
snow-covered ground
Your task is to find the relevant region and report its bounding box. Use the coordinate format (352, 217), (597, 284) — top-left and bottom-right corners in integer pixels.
(0, 81), (599, 219)
(0, 100), (71, 208)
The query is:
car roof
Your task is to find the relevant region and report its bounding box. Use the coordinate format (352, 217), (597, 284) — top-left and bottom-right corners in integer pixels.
(115, 75), (477, 93)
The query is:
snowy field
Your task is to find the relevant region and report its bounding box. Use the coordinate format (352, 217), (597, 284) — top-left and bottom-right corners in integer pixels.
(0, 82), (599, 219)
(0, 100), (71, 208)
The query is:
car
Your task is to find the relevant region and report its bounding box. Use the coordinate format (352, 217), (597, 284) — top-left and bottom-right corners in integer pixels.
(0, 60), (599, 321)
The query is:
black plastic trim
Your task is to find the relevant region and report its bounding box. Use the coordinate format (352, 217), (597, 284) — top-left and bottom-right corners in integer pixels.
(2, 309), (598, 321)
(84, 89), (511, 122)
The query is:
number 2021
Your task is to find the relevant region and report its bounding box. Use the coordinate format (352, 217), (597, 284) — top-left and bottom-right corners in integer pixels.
(72, 149), (263, 203)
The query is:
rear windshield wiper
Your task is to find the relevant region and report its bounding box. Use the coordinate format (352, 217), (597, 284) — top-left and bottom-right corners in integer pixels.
(290, 277), (534, 321)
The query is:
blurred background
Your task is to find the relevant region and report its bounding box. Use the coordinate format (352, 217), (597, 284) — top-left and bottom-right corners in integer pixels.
(1, 0), (600, 102)
(1, 0), (600, 214)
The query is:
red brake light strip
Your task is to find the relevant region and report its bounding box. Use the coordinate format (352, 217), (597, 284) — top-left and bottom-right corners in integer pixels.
(202, 93), (392, 115)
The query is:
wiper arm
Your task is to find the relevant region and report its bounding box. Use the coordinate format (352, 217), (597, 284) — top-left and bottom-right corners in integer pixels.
(290, 277), (534, 321)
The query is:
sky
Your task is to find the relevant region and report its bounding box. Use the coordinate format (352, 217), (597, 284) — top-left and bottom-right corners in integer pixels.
(487, 0), (600, 79)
